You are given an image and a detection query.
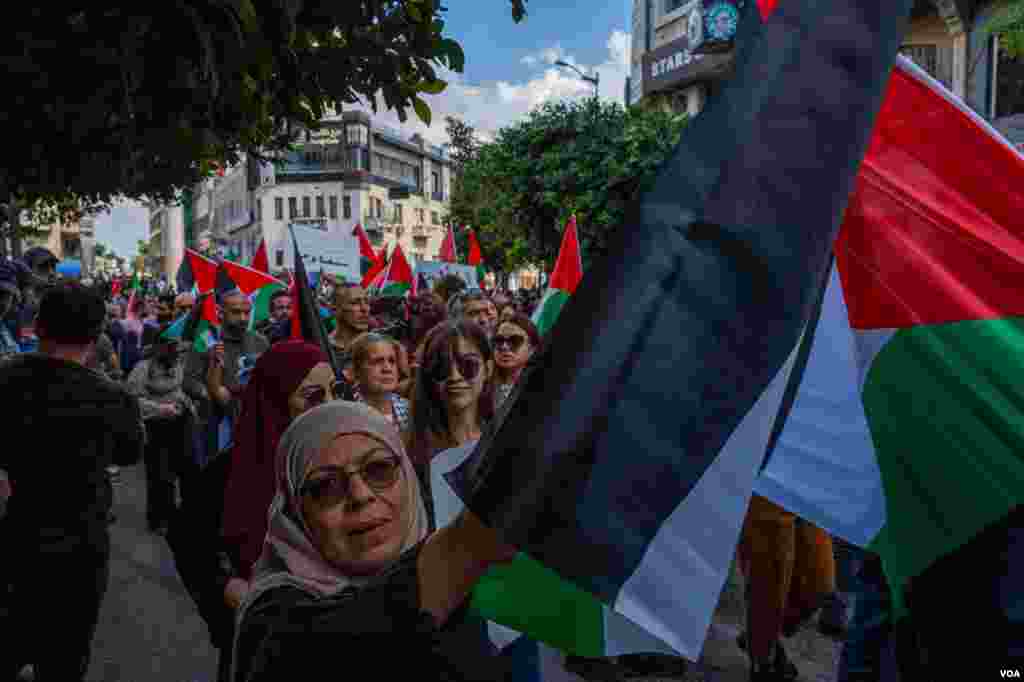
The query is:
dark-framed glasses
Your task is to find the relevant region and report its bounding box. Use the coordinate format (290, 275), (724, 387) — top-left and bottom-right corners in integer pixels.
(427, 353), (482, 384)
(301, 382), (342, 407)
(301, 455), (402, 505)
(493, 334), (527, 352)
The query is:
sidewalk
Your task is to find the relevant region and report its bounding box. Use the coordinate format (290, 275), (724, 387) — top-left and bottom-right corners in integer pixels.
(687, 563), (841, 681)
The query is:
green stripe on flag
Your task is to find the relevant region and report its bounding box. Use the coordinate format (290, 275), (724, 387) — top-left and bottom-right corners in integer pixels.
(471, 553), (605, 657)
(380, 282), (410, 297)
(249, 282), (286, 330)
(864, 317), (1024, 615)
(192, 320), (217, 354)
(532, 289), (571, 337)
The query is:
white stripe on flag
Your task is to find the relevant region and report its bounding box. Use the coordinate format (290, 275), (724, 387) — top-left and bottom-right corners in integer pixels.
(613, 332), (804, 660)
(755, 266), (887, 547)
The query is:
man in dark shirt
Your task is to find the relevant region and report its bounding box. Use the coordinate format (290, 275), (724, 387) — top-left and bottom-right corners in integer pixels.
(0, 282), (145, 682)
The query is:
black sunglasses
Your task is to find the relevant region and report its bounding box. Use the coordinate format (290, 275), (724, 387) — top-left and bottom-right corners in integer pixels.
(427, 353), (482, 384)
(301, 382), (342, 407)
(493, 334), (527, 352)
(301, 455), (402, 505)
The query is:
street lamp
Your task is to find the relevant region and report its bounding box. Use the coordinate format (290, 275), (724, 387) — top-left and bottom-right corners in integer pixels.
(554, 60), (599, 98)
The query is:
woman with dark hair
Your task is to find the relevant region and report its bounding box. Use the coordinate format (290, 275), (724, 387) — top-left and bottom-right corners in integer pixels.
(405, 320), (494, 499)
(492, 313), (540, 409)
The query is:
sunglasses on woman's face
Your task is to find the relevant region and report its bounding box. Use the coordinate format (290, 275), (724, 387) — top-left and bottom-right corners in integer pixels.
(301, 455), (402, 506)
(301, 382), (342, 407)
(427, 353), (482, 384)
(493, 334), (527, 352)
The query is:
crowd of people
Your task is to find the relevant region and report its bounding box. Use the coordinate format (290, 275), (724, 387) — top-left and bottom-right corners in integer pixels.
(0, 248), (931, 682)
(0, 247), (557, 682)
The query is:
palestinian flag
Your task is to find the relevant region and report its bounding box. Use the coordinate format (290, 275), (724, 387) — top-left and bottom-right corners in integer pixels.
(379, 244), (413, 297)
(439, 224), (458, 263)
(287, 225), (340, 376)
(251, 239), (270, 274)
(353, 224), (381, 276)
(444, 0), (913, 660)
(467, 228), (486, 284)
(176, 249), (219, 297)
(531, 215), (582, 336)
(756, 54), (1024, 616)
(217, 259), (286, 332)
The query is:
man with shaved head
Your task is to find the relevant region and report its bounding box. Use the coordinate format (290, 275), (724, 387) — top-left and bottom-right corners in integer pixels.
(183, 288), (269, 468)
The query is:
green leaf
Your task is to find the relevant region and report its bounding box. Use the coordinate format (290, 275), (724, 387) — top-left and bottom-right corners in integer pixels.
(413, 96), (432, 126)
(438, 38), (465, 72)
(418, 78), (448, 94)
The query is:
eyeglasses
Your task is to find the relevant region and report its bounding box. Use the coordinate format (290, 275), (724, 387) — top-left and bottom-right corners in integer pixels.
(427, 353), (483, 384)
(493, 334), (527, 352)
(301, 382), (341, 407)
(301, 455), (402, 505)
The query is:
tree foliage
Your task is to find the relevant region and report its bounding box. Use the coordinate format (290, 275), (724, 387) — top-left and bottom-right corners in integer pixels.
(2, 1), (528, 216)
(984, 0), (1024, 58)
(446, 99), (687, 274)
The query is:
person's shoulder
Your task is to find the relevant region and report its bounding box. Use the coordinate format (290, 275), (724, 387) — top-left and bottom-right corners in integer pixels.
(245, 330), (271, 350)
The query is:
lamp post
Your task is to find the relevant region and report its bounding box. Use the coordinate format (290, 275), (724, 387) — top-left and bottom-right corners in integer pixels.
(554, 60), (599, 98)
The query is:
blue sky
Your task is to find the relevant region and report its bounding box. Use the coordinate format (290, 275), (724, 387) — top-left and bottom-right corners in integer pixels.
(97, 1), (632, 258)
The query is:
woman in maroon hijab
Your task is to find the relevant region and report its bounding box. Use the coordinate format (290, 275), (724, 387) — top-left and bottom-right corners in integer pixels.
(168, 340), (336, 682)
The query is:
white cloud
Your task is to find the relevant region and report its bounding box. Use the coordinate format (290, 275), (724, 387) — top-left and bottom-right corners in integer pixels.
(350, 30), (631, 147)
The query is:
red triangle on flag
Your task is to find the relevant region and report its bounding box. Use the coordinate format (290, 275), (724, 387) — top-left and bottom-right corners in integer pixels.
(219, 259), (284, 295)
(439, 225), (458, 263)
(549, 215), (583, 295)
(252, 239), (270, 274)
(757, 0), (780, 19)
(467, 229), (483, 266)
(185, 249), (219, 293)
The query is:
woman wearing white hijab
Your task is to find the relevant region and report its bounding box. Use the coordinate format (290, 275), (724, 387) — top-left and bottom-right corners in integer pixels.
(230, 401), (515, 682)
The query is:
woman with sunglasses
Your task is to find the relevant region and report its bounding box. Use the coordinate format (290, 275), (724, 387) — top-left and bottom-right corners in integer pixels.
(168, 341), (337, 682)
(405, 321), (495, 493)
(230, 401), (515, 682)
(492, 313), (540, 409)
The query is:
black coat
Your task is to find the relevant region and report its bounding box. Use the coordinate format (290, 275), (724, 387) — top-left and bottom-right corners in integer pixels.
(166, 451), (239, 650)
(0, 354), (144, 547)
(233, 544), (511, 682)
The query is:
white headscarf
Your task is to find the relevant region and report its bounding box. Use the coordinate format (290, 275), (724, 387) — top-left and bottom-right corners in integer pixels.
(230, 401), (429, 681)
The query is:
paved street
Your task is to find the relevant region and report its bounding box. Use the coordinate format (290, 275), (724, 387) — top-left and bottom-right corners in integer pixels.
(87, 464), (217, 682)
(82, 462), (840, 682)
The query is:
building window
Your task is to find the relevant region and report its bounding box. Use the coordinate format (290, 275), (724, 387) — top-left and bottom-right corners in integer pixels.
(431, 211), (440, 225)
(302, 196), (311, 217)
(288, 197), (297, 219)
(329, 195), (338, 219)
(432, 172), (441, 194)
(275, 197), (284, 220)
(375, 198), (383, 218)
(255, 199), (262, 221)
(275, 249), (284, 267)
(316, 195), (325, 218)
(343, 196), (352, 219)
(899, 44), (939, 81)
(416, 208), (425, 223)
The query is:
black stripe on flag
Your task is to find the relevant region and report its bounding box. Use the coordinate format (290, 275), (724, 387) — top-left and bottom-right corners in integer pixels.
(448, 0), (914, 606)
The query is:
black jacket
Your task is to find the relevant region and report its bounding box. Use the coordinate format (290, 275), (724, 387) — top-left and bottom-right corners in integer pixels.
(166, 450), (239, 650)
(233, 544), (510, 682)
(0, 354), (144, 547)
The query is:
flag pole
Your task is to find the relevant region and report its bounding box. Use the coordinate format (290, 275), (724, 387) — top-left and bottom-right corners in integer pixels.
(288, 225), (341, 379)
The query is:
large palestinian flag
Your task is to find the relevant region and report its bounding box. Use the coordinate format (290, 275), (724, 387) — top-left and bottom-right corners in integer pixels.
(756, 54), (1024, 615)
(442, 0), (913, 660)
